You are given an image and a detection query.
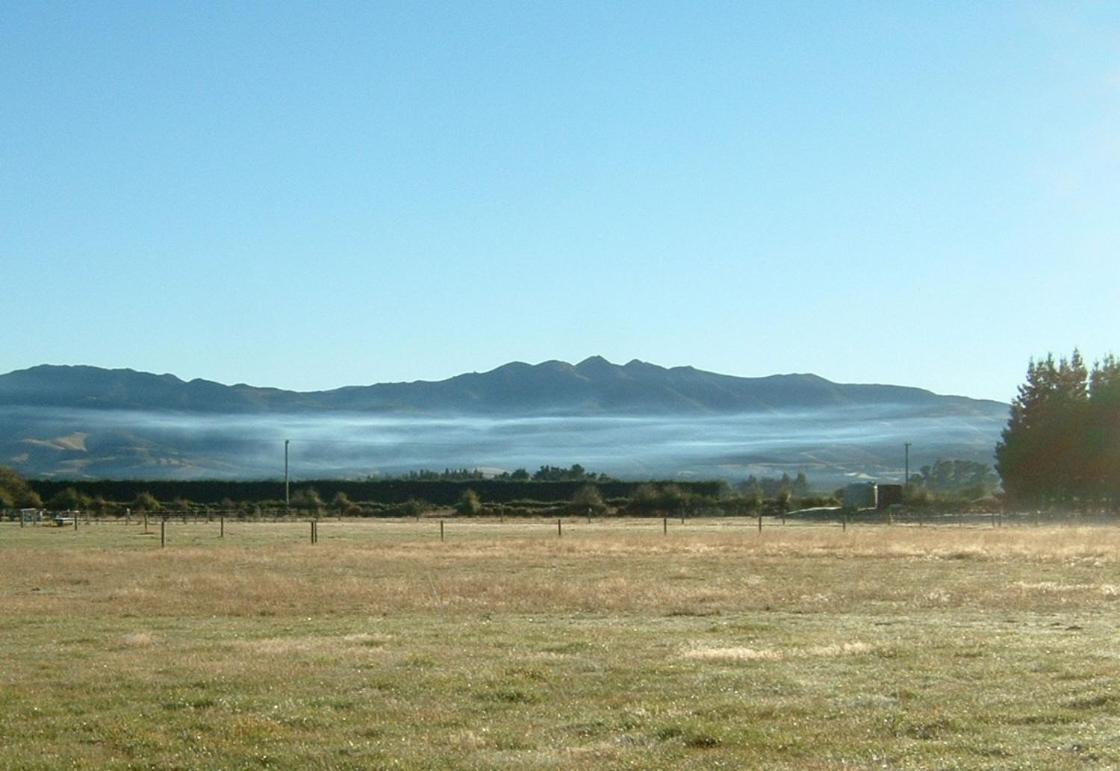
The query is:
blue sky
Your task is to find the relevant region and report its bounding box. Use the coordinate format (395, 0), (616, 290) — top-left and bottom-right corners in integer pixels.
(2, 1), (1117, 402)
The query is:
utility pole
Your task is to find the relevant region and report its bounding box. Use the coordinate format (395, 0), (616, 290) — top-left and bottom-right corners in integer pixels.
(285, 439), (290, 511)
(904, 442), (911, 488)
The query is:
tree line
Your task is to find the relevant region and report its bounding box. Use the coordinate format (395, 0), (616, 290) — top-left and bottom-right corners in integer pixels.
(996, 350), (1120, 506)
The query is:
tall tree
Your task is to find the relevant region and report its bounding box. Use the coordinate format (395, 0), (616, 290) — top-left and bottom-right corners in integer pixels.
(997, 351), (1096, 506)
(1088, 354), (1120, 503)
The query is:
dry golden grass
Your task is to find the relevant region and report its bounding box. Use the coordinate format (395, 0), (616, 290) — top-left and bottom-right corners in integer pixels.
(3, 518), (1120, 769)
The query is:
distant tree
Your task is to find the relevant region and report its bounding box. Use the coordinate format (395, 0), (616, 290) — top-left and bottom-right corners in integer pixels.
(775, 487), (792, 514)
(917, 459), (998, 498)
(331, 491), (353, 515)
(738, 473), (811, 499)
(132, 492), (161, 513)
(571, 484), (607, 515)
(743, 481), (763, 511)
(625, 484), (693, 516)
(531, 464), (603, 481)
(291, 487), (324, 514)
(48, 487), (88, 512)
(792, 473), (810, 496)
(626, 484), (660, 514)
(456, 489), (482, 516)
(661, 484), (688, 512)
(407, 468), (485, 481)
(0, 466), (40, 509)
(398, 498), (431, 518)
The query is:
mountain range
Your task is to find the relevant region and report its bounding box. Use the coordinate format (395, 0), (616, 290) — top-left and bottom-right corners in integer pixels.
(0, 358), (1009, 482)
(0, 357), (1003, 416)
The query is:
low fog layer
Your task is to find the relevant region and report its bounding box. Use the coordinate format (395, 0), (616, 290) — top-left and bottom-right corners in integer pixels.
(3, 403), (1007, 485)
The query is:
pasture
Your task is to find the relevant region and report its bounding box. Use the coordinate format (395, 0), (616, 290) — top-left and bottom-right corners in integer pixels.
(2, 517), (1119, 769)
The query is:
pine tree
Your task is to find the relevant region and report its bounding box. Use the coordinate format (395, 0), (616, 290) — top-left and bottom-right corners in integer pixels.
(996, 350), (1097, 506)
(1089, 355), (1120, 504)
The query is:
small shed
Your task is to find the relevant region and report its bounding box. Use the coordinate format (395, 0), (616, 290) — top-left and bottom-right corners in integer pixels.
(876, 484), (904, 509)
(843, 482), (878, 510)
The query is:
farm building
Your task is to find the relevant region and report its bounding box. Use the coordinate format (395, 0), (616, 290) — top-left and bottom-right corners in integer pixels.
(843, 482), (905, 511)
(843, 482), (878, 510)
(876, 484), (904, 509)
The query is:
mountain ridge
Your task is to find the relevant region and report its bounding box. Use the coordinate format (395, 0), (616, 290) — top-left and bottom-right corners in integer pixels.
(0, 359), (1006, 416)
(0, 358), (1009, 481)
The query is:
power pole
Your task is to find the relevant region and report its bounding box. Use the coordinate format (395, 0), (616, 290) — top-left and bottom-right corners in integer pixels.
(285, 439), (290, 511)
(904, 442), (911, 488)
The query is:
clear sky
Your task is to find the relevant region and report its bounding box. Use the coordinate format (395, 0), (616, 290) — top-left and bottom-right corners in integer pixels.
(2, 1), (1117, 402)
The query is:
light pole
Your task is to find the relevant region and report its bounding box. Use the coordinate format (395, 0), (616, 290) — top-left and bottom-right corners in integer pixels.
(285, 439), (290, 510)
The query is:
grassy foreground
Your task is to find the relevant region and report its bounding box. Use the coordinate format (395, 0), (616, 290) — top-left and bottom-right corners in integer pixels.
(2, 518), (1120, 769)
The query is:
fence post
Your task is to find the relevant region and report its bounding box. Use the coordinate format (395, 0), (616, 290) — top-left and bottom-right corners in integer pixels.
(440, 519), (444, 542)
(160, 519), (165, 548)
(758, 513), (762, 533)
(74, 513), (78, 531)
(220, 515), (224, 538)
(663, 517), (667, 535)
(557, 519), (562, 538)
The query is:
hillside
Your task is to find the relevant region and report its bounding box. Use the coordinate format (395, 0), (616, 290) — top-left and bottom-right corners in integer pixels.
(0, 357), (1003, 416)
(0, 358), (1008, 481)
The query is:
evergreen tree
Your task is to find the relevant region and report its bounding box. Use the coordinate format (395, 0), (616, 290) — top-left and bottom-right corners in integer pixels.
(1089, 354), (1120, 503)
(996, 350), (1097, 506)
(456, 489), (482, 516)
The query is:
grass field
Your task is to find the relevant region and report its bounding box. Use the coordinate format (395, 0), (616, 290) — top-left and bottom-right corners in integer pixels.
(2, 517), (1120, 769)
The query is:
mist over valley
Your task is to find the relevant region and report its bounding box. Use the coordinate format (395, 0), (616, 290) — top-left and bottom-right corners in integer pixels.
(1, 359), (1008, 485)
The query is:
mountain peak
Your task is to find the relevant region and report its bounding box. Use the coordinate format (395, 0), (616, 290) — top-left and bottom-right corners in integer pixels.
(575, 355), (616, 372)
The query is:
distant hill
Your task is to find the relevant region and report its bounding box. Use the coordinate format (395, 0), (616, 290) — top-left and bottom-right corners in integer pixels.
(0, 357), (1004, 416)
(0, 359), (1009, 482)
